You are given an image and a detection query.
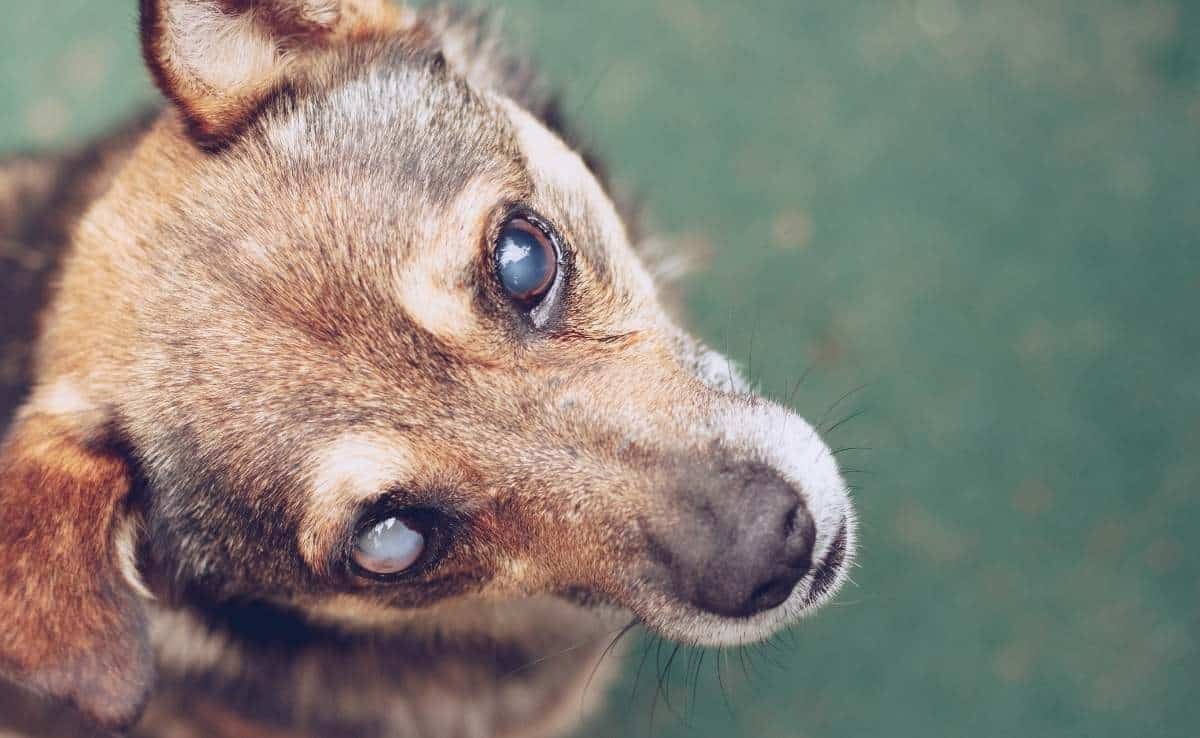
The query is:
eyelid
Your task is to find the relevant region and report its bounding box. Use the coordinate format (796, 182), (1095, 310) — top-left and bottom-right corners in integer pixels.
(528, 257), (566, 328)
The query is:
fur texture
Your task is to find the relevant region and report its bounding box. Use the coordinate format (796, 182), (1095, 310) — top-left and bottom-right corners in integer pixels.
(0, 3), (855, 736)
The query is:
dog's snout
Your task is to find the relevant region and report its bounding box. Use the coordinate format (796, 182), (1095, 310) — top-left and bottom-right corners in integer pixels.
(650, 462), (817, 619)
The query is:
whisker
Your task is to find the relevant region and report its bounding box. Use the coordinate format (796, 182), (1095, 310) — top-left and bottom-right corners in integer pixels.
(785, 365), (814, 408)
(648, 637), (669, 729)
(630, 634), (657, 706)
(817, 383), (872, 428)
(759, 637), (786, 670)
(688, 649), (705, 716)
(683, 647), (699, 713)
(500, 622), (629, 680)
(744, 645), (762, 685)
(831, 446), (872, 455)
(824, 408), (866, 435)
(579, 618), (639, 711)
(655, 642), (685, 724)
(828, 598), (868, 607)
(567, 57), (617, 121)
(714, 647), (735, 717)
(745, 306), (760, 386)
(722, 306), (738, 392)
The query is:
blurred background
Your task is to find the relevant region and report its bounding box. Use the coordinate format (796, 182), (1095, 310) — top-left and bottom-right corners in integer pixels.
(3, 1), (1198, 736)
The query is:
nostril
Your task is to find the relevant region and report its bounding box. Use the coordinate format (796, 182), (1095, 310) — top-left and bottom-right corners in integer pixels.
(747, 571), (802, 613)
(783, 503), (817, 570)
(783, 502), (800, 537)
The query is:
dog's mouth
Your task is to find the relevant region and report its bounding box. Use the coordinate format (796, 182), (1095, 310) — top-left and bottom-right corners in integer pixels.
(802, 519), (850, 607)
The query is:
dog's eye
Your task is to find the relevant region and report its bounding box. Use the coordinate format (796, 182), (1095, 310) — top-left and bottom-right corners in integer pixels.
(495, 217), (557, 305)
(352, 516), (425, 576)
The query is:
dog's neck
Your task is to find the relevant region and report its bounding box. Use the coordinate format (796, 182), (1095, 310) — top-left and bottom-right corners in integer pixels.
(136, 597), (622, 738)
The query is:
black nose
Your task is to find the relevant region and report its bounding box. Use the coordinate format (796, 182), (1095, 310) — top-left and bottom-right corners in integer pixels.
(648, 462), (817, 618)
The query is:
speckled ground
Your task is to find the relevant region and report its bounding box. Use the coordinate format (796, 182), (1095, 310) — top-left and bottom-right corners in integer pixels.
(2, 2), (1198, 737)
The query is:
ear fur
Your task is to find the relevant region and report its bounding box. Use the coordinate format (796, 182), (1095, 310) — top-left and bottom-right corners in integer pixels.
(139, 0), (410, 146)
(0, 412), (153, 731)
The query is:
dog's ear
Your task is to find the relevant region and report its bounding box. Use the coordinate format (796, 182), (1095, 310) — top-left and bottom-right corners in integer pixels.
(139, 0), (409, 146)
(0, 411), (153, 731)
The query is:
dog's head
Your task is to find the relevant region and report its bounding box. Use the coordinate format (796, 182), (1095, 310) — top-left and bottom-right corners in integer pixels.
(0, 0), (855, 730)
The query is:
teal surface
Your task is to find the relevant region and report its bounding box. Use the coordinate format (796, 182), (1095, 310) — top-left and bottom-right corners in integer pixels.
(3, 2), (1198, 736)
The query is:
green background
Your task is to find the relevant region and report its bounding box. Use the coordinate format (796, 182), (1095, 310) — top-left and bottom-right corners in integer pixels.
(3, 1), (1198, 736)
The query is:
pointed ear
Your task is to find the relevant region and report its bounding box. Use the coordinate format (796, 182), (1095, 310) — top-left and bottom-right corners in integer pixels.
(139, 0), (410, 146)
(0, 411), (153, 731)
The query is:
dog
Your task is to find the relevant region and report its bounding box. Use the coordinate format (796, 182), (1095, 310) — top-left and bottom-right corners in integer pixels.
(0, 2), (856, 736)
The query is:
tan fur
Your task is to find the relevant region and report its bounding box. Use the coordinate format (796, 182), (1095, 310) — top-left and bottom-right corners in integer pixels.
(299, 431), (415, 572)
(393, 175), (512, 340)
(0, 2), (856, 736)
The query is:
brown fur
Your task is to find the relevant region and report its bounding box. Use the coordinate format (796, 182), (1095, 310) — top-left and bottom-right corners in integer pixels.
(0, 2), (855, 736)
(138, 0), (413, 146)
(0, 414), (152, 729)
(0, 119), (152, 431)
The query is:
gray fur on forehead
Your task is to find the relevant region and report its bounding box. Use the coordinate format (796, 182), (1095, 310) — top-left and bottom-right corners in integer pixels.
(246, 41), (530, 208)
(226, 8), (618, 214)
(413, 5), (615, 194)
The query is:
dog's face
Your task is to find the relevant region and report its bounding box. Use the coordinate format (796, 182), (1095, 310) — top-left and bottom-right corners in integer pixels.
(0, 0), (854, 730)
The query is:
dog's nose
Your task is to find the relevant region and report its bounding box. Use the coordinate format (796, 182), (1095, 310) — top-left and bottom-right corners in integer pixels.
(650, 462), (817, 618)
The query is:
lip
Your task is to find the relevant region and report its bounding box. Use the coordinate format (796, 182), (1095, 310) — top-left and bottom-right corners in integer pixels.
(802, 520), (849, 607)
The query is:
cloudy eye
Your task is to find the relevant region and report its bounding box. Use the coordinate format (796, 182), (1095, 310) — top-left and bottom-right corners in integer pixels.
(352, 516), (425, 576)
(495, 217), (557, 305)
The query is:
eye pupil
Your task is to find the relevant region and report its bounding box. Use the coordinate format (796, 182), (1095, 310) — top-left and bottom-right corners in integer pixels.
(353, 516), (425, 576)
(496, 218), (557, 303)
